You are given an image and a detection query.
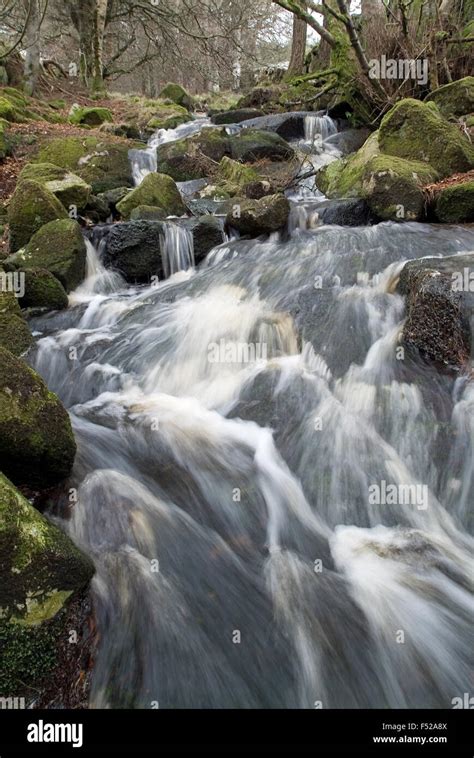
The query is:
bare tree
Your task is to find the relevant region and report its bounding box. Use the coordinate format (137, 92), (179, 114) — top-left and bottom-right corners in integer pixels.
(287, 0), (307, 75)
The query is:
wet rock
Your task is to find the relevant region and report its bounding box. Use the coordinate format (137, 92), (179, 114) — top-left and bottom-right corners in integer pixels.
(189, 216), (224, 264)
(398, 254), (474, 371)
(5, 219), (87, 293)
(0, 472), (94, 698)
(102, 220), (163, 282)
(0, 347), (77, 487)
(242, 111), (313, 140)
(225, 194), (290, 237)
(325, 128), (371, 156)
(130, 205), (168, 221)
(312, 198), (376, 226)
(211, 108), (264, 125)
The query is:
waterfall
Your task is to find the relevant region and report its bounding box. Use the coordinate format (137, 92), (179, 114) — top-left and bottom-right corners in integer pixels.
(69, 238), (125, 304)
(159, 222), (195, 279)
(304, 114), (338, 143)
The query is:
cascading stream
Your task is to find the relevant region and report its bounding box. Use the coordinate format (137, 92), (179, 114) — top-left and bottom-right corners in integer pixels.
(27, 113), (474, 709)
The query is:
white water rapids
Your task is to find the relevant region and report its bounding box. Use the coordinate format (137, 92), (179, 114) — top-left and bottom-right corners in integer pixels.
(27, 113), (474, 709)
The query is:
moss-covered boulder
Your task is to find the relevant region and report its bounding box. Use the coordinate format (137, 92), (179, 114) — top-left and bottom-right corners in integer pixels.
(216, 156), (259, 196)
(159, 83), (195, 112)
(316, 132), (380, 198)
(18, 269), (69, 311)
(8, 179), (68, 253)
(225, 194), (290, 236)
(5, 219), (86, 292)
(0, 347), (76, 487)
(69, 105), (113, 126)
(146, 102), (191, 131)
(0, 289), (33, 356)
(361, 155), (438, 221)
(18, 163), (91, 210)
(434, 180), (474, 223)
(425, 77), (474, 120)
(230, 129), (294, 163)
(34, 136), (136, 193)
(0, 473), (94, 696)
(211, 108), (265, 125)
(129, 205), (168, 221)
(116, 173), (186, 219)
(378, 98), (474, 178)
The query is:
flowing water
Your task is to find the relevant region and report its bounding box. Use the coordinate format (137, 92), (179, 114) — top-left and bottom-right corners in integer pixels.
(28, 113), (474, 709)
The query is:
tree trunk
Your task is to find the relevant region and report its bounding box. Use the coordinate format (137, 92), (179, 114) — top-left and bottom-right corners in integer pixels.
(23, 0), (41, 96)
(287, 2), (307, 76)
(92, 0), (108, 93)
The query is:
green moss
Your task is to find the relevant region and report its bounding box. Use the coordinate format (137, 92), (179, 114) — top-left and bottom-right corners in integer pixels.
(6, 219), (86, 292)
(69, 106), (113, 126)
(159, 83), (195, 111)
(216, 156), (259, 196)
(7, 179), (68, 253)
(19, 163), (91, 209)
(435, 180), (474, 223)
(18, 268), (69, 310)
(379, 98), (474, 178)
(425, 77), (474, 119)
(0, 350), (77, 487)
(129, 205), (167, 221)
(361, 154), (438, 221)
(116, 173), (187, 218)
(316, 132), (380, 197)
(34, 136), (135, 193)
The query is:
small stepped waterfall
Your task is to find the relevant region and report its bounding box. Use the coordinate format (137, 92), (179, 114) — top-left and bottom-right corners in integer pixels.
(27, 110), (474, 709)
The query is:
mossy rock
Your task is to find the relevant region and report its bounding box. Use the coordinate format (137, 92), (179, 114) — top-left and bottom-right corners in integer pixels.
(316, 132), (380, 198)
(0, 348), (77, 487)
(18, 268), (69, 311)
(5, 219), (86, 292)
(69, 106), (113, 127)
(159, 83), (195, 112)
(8, 180), (68, 253)
(225, 194), (290, 236)
(18, 163), (91, 210)
(146, 102), (191, 131)
(0, 96), (20, 122)
(379, 98), (474, 178)
(361, 155), (438, 221)
(0, 290), (33, 355)
(435, 180), (474, 223)
(48, 99), (66, 110)
(216, 156), (259, 196)
(0, 472), (94, 695)
(229, 129), (294, 163)
(0, 119), (7, 160)
(34, 136), (136, 193)
(425, 77), (474, 120)
(129, 205), (168, 221)
(116, 173), (186, 219)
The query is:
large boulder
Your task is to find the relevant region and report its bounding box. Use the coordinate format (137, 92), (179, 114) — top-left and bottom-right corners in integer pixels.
(129, 205), (167, 221)
(18, 163), (91, 210)
(0, 290), (33, 356)
(434, 180), (474, 223)
(216, 156), (260, 196)
(8, 179), (68, 253)
(116, 172), (187, 219)
(18, 268), (69, 311)
(211, 108), (264, 125)
(69, 105), (113, 126)
(34, 136), (137, 193)
(225, 194), (290, 236)
(0, 347), (76, 487)
(159, 83), (195, 112)
(397, 254), (474, 371)
(101, 220), (163, 282)
(0, 472), (94, 697)
(241, 112), (310, 140)
(425, 77), (474, 120)
(316, 133), (438, 221)
(5, 219), (87, 292)
(230, 129), (295, 163)
(378, 98), (474, 178)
